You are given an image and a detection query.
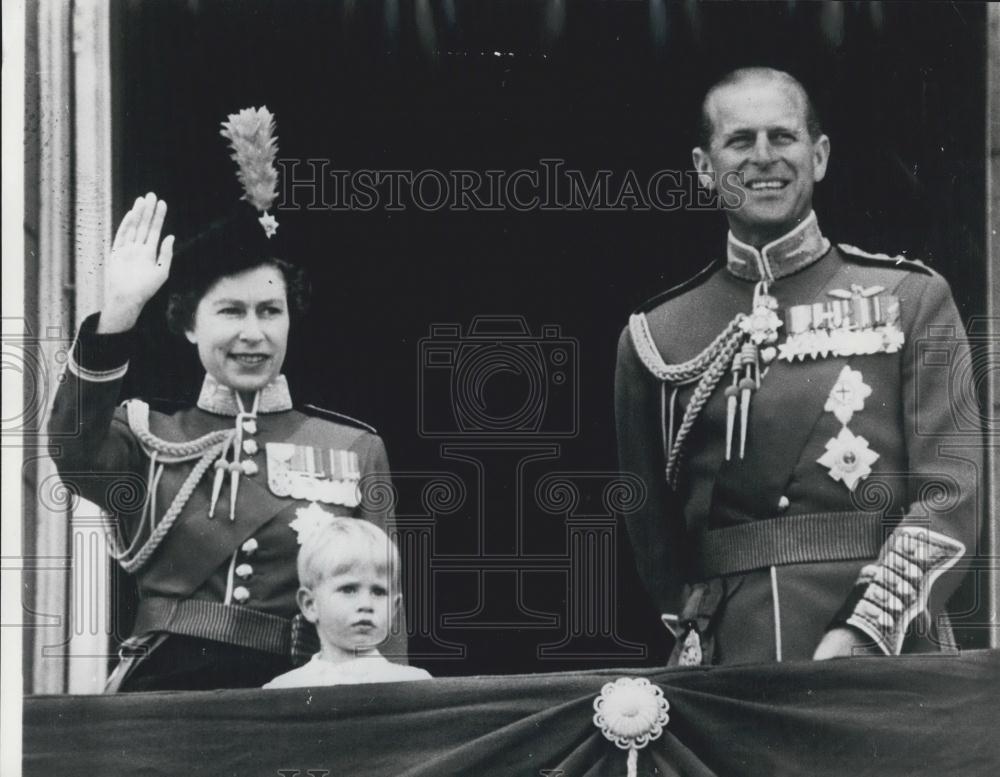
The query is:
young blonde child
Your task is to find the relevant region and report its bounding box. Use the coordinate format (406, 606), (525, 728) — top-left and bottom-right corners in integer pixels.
(264, 515), (431, 688)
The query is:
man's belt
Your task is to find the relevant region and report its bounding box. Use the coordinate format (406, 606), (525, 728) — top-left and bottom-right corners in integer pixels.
(695, 512), (887, 578)
(132, 596), (318, 660)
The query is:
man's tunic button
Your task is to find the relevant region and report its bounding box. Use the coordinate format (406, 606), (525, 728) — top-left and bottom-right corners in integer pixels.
(232, 586), (251, 603)
(777, 495), (790, 511)
(240, 538), (259, 555)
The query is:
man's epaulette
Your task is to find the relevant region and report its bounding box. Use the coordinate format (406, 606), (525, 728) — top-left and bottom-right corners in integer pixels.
(301, 404), (378, 435)
(838, 243), (933, 276)
(633, 259), (722, 314)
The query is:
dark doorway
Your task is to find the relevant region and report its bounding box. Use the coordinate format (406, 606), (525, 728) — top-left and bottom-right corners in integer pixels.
(112, 0), (989, 675)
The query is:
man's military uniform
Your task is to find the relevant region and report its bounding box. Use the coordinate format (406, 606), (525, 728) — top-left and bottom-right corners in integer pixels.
(615, 213), (979, 665)
(48, 314), (407, 690)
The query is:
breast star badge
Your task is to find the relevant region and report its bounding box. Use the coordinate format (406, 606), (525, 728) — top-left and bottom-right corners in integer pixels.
(817, 427), (880, 491)
(824, 366), (873, 425)
(818, 366), (880, 491)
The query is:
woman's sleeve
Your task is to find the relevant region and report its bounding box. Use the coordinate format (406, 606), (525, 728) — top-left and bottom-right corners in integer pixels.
(47, 312), (144, 511)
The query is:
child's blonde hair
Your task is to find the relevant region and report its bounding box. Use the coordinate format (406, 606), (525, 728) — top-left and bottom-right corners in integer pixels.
(297, 517), (400, 590)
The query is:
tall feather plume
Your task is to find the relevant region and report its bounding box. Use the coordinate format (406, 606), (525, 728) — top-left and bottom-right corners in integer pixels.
(220, 106), (280, 236)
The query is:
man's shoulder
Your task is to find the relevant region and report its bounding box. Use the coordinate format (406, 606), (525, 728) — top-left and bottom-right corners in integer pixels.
(632, 258), (724, 317)
(830, 243), (952, 302)
(835, 243), (934, 276)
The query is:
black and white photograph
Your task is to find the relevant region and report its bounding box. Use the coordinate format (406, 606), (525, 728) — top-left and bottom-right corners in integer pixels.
(3, 1), (999, 775)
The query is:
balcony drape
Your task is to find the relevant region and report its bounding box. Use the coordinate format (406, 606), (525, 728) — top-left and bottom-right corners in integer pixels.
(25, 650), (998, 777)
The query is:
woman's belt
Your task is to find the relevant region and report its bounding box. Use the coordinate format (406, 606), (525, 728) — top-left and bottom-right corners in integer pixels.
(132, 596), (318, 660)
(695, 511), (887, 578)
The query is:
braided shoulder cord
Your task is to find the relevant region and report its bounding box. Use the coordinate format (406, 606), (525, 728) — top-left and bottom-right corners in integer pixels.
(109, 450), (164, 565)
(112, 438), (231, 574)
(627, 313), (748, 488)
(664, 327), (744, 487)
(629, 313), (745, 384)
(126, 400), (233, 461)
(109, 400), (236, 573)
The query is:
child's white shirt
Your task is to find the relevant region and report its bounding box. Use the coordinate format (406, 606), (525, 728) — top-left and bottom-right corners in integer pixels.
(263, 650), (432, 689)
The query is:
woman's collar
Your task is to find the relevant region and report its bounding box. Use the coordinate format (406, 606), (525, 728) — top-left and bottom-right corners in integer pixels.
(725, 211), (830, 282)
(196, 373), (293, 416)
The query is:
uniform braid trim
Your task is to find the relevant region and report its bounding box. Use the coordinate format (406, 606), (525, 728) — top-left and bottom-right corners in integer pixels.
(629, 313), (745, 384)
(627, 314), (746, 487)
(665, 327), (744, 487)
(112, 440), (231, 574)
(111, 401), (236, 573)
(126, 400), (233, 461)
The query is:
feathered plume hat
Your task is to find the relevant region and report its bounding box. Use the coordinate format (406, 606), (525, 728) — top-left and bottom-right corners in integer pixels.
(170, 106), (287, 291)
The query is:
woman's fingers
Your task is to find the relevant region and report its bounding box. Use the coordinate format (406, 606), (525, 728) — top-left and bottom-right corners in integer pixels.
(157, 235), (175, 275)
(121, 196), (143, 245)
(135, 192), (157, 244)
(111, 207), (135, 252)
(146, 199), (168, 246)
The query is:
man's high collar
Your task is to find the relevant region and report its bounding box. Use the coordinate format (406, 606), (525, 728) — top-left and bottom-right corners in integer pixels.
(725, 211), (830, 283)
(196, 373), (293, 416)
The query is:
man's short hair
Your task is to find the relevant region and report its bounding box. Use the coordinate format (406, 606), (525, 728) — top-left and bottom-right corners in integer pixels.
(697, 67), (823, 148)
(297, 516), (400, 590)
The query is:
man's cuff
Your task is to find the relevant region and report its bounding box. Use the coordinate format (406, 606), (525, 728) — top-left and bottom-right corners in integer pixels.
(833, 526), (965, 656)
(67, 312), (133, 382)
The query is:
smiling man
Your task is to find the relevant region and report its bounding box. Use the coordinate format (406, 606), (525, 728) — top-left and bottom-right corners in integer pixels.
(615, 68), (979, 665)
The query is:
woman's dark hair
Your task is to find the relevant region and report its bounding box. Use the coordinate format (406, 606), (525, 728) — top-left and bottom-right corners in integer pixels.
(165, 257), (311, 335)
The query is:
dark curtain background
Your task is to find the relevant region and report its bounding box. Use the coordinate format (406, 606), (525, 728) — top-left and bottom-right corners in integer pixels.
(110, 0), (989, 676)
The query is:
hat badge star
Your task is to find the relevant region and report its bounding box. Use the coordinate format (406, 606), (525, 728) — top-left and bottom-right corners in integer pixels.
(258, 212), (279, 238)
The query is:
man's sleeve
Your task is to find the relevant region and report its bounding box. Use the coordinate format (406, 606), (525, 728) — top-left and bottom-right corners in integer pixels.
(46, 312), (143, 510)
(614, 325), (688, 618)
(835, 271), (982, 654)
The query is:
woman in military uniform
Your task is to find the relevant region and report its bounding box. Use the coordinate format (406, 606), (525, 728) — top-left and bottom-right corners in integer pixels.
(47, 109), (406, 691)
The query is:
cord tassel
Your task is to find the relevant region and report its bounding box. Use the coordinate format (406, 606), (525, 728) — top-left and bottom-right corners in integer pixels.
(229, 467), (240, 522)
(724, 353), (741, 461)
(209, 455), (228, 518)
(738, 344), (758, 459)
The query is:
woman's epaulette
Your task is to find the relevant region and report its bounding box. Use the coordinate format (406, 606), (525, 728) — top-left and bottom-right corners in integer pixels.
(633, 259), (722, 314)
(837, 243), (933, 276)
(127, 396), (189, 415)
(301, 404), (378, 435)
